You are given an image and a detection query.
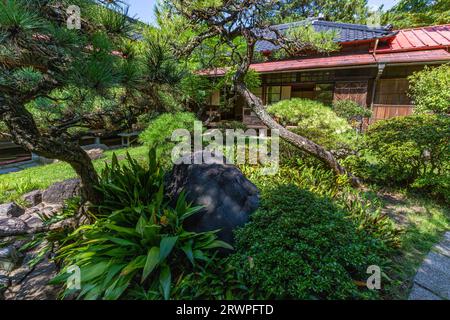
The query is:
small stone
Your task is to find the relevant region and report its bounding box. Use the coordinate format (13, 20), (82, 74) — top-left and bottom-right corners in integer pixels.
(23, 215), (44, 229)
(0, 202), (25, 218)
(42, 179), (80, 205)
(0, 218), (29, 237)
(0, 246), (20, 272)
(86, 148), (105, 160)
(22, 190), (42, 208)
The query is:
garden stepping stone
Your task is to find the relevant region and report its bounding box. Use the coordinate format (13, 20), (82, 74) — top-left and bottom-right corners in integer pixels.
(408, 284), (442, 300)
(409, 231), (450, 300)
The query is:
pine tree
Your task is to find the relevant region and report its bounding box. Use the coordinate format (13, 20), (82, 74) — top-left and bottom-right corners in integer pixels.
(0, 0), (181, 204)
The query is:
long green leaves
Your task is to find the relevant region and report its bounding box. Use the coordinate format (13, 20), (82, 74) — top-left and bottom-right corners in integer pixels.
(54, 148), (232, 300)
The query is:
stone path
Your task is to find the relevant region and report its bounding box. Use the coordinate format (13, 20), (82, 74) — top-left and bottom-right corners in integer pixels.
(409, 232), (450, 300)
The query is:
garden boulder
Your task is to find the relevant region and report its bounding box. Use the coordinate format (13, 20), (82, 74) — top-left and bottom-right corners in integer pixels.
(0, 202), (25, 218)
(42, 179), (80, 205)
(165, 151), (259, 246)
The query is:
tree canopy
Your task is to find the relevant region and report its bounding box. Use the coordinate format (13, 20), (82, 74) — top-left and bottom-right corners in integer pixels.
(265, 0), (369, 24)
(383, 0), (450, 28)
(0, 0), (183, 202)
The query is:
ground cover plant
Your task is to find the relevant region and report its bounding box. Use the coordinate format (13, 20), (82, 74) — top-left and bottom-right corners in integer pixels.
(52, 149), (232, 300)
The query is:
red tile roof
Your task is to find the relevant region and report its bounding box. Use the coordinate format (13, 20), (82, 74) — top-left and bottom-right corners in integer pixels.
(376, 49), (450, 64)
(198, 24), (450, 76)
(376, 24), (450, 53)
(249, 53), (377, 73)
(199, 49), (450, 76)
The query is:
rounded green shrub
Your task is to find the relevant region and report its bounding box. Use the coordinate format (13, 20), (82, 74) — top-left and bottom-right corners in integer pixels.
(139, 112), (198, 147)
(408, 64), (450, 115)
(231, 184), (389, 299)
(364, 114), (449, 184)
(139, 112), (199, 160)
(267, 98), (356, 151)
(333, 100), (372, 121)
(333, 99), (372, 132)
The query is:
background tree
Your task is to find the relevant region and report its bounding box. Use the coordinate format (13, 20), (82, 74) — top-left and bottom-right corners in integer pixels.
(161, 0), (360, 185)
(382, 0), (450, 28)
(0, 0), (182, 204)
(266, 0), (369, 24)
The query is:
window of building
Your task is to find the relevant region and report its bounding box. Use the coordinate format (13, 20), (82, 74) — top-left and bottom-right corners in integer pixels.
(265, 73), (297, 84)
(267, 86), (281, 104)
(300, 71), (335, 82)
(251, 87), (263, 100)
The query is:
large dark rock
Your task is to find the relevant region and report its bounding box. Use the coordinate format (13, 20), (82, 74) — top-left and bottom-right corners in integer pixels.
(42, 179), (80, 204)
(0, 202), (25, 218)
(165, 151), (259, 246)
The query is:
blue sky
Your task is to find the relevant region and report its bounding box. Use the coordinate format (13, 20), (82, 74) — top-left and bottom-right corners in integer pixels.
(125, 0), (399, 24)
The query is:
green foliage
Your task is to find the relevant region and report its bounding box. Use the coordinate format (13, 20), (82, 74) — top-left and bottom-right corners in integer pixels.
(410, 174), (450, 204)
(333, 99), (372, 128)
(266, 0), (369, 24)
(286, 24), (340, 53)
(268, 98), (356, 151)
(408, 64), (450, 115)
(53, 149), (231, 300)
(383, 0), (450, 28)
(240, 162), (400, 247)
(0, 0), (187, 150)
(139, 112), (199, 160)
(132, 255), (252, 300)
(231, 184), (390, 299)
(347, 114), (450, 202)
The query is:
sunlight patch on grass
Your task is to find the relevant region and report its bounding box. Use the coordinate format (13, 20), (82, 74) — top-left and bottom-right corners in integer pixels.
(0, 146), (148, 204)
(384, 196), (449, 299)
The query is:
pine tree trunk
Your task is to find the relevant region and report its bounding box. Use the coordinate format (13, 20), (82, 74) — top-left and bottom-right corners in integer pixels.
(235, 82), (361, 187)
(1, 102), (103, 204)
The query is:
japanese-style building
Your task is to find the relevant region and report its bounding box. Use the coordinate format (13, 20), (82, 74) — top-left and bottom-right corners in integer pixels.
(199, 19), (450, 127)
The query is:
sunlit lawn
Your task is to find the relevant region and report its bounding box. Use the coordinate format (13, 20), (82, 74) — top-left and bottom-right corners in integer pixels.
(0, 146), (148, 204)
